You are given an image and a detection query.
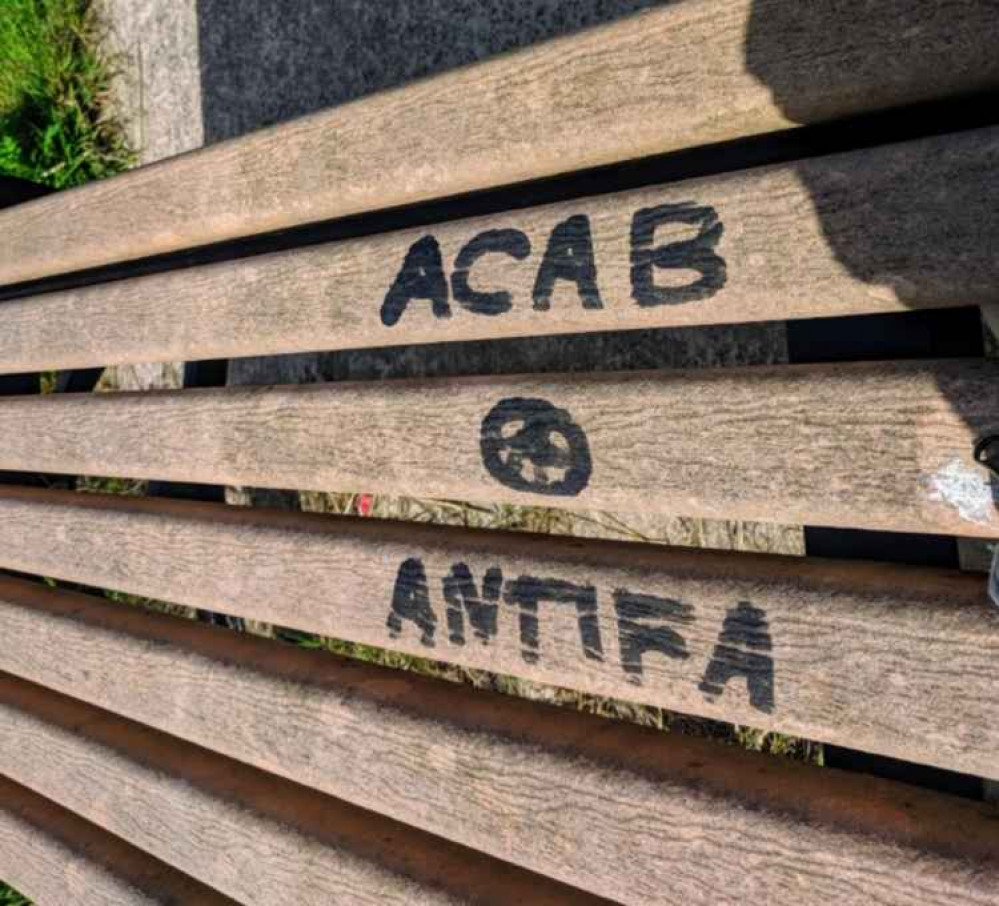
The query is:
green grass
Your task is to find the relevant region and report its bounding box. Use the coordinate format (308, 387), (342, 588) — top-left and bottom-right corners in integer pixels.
(0, 0), (132, 188)
(0, 885), (31, 906)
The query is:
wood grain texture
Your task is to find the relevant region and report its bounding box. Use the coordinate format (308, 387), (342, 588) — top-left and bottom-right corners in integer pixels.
(0, 673), (604, 906)
(0, 581), (998, 906)
(2, 0), (998, 285)
(1, 360), (998, 535)
(0, 774), (238, 906)
(0, 487), (995, 780)
(2, 127), (997, 373)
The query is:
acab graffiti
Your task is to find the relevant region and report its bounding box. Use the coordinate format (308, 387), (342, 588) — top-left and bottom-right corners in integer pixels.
(380, 202), (726, 327)
(386, 557), (775, 714)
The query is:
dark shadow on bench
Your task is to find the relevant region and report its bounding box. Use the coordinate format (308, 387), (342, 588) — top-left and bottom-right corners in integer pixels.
(745, 0), (999, 799)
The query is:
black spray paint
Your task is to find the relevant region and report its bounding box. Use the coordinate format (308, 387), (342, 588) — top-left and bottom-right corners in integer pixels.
(386, 557), (437, 647)
(443, 563), (503, 645)
(384, 559), (775, 714)
(698, 601), (775, 714)
(480, 397), (592, 496)
(451, 229), (532, 316)
(504, 576), (603, 664)
(630, 202), (726, 306)
(381, 200), (726, 326)
(532, 214), (604, 311)
(380, 235), (451, 327)
(613, 590), (695, 684)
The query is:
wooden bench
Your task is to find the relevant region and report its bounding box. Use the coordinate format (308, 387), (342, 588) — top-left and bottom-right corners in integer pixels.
(1, 2), (998, 903)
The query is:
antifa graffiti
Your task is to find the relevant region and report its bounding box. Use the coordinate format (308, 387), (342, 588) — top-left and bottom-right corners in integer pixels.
(386, 558), (775, 714)
(480, 397), (592, 496)
(385, 558), (437, 647)
(380, 202), (726, 326)
(443, 562), (503, 645)
(613, 590), (695, 680)
(505, 575), (603, 664)
(698, 601), (775, 713)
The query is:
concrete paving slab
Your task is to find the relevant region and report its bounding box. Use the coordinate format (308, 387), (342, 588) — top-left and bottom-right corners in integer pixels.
(103, 0), (203, 166)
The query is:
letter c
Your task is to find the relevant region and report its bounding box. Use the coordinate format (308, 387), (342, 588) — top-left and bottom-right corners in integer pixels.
(452, 229), (531, 316)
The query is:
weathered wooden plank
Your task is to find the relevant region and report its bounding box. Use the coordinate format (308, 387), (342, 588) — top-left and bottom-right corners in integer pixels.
(2, 128), (997, 373)
(0, 587), (998, 906)
(0, 774), (238, 906)
(1, 359), (997, 535)
(0, 672), (604, 906)
(0, 487), (995, 780)
(2, 0), (998, 286)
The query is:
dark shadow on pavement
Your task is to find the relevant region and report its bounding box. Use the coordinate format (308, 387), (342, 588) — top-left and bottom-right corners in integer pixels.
(197, 0), (669, 144)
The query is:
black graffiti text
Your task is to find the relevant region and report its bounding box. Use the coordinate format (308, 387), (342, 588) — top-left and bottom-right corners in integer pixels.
(386, 558), (775, 714)
(697, 601), (774, 714)
(380, 202), (726, 326)
(613, 590), (695, 682)
(505, 575), (602, 664)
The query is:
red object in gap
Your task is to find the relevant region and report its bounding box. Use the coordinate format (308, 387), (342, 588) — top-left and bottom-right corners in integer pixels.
(357, 494), (373, 517)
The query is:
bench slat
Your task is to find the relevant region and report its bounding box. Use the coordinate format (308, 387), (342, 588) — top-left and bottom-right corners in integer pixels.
(0, 585), (998, 905)
(2, 128), (996, 373)
(0, 360), (997, 536)
(0, 672), (604, 906)
(0, 774), (237, 906)
(0, 488), (994, 780)
(1, 0), (997, 286)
